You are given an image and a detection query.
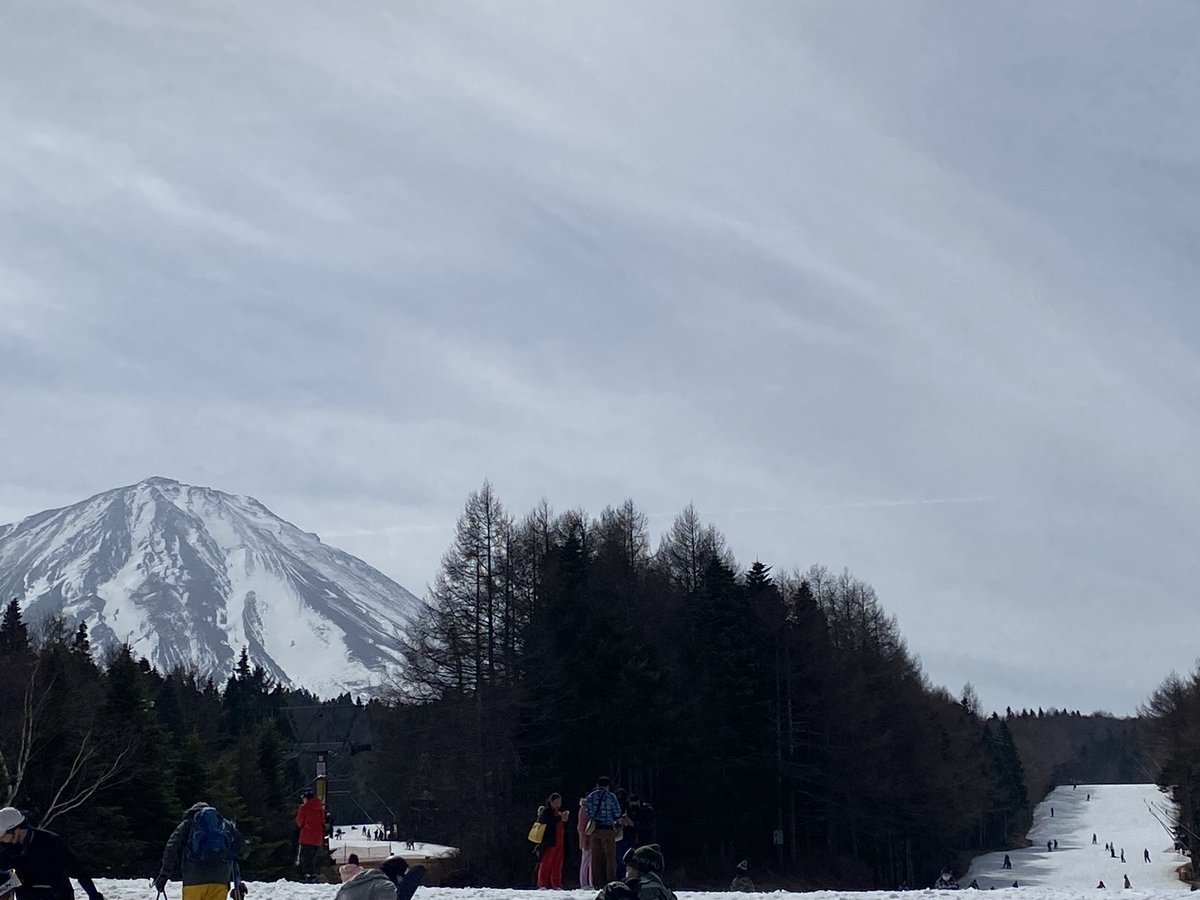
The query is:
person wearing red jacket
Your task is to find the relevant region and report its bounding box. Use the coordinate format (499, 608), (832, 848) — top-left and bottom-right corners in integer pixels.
(295, 789), (327, 883)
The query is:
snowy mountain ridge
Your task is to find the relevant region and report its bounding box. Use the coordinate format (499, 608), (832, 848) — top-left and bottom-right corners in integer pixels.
(0, 477), (421, 696)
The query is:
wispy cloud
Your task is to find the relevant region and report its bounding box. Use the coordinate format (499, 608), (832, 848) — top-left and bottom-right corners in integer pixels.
(1, 0), (1197, 715)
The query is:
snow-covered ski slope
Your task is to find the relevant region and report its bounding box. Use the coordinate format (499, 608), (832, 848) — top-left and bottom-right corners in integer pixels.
(965, 783), (1188, 891)
(68, 784), (1195, 899)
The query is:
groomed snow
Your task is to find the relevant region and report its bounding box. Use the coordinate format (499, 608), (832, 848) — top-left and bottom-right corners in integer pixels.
(964, 784), (1188, 891)
(63, 784), (1195, 899)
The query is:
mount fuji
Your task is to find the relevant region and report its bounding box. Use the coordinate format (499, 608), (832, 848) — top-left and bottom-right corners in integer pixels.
(0, 477), (422, 696)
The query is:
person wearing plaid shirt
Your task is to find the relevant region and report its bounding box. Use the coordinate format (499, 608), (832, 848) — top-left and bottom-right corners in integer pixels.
(586, 777), (627, 887)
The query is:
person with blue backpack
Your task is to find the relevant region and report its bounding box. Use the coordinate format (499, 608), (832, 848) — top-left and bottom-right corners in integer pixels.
(155, 802), (244, 900)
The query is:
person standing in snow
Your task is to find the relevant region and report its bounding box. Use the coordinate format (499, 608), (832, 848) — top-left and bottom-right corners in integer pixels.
(535, 794), (569, 889)
(614, 790), (633, 879)
(0, 807), (105, 900)
(1143, 849), (1150, 863)
(1002, 854), (1012, 870)
(628, 796), (657, 846)
(1120, 849), (1125, 863)
(1123, 875), (1131, 889)
(1093, 834), (1098, 845)
(586, 777), (625, 889)
(296, 788), (327, 883)
(155, 802), (243, 900)
(1097, 881), (1106, 889)
(578, 798), (593, 890)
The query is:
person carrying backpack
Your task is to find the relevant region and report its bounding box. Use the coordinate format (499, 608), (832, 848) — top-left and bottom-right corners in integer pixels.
(586, 777), (627, 889)
(155, 802), (244, 900)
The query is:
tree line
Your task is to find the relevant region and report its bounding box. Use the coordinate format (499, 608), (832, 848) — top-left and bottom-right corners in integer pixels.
(0, 603), (304, 879)
(21, 483), (1175, 888)
(1141, 669), (1200, 872)
(370, 484), (1033, 887)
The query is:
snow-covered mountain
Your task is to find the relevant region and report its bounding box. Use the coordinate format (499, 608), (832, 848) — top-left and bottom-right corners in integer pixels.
(0, 477), (421, 696)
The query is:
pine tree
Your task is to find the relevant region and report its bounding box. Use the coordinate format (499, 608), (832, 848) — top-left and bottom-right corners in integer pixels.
(0, 599), (30, 655)
(70, 620), (91, 657)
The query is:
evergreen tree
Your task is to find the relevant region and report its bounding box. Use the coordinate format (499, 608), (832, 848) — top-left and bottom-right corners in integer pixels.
(0, 599), (30, 655)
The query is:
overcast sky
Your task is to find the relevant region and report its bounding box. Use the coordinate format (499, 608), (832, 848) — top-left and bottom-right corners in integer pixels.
(2, 1), (1198, 717)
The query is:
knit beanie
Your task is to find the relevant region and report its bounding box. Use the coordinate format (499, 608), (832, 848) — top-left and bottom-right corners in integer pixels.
(380, 856), (410, 883)
(736, 860), (749, 874)
(625, 844), (664, 874)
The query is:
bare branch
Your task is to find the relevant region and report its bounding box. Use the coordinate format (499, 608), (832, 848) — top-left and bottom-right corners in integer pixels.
(40, 730), (134, 828)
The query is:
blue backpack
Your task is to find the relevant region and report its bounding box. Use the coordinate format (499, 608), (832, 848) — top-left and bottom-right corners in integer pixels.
(188, 806), (239, 863)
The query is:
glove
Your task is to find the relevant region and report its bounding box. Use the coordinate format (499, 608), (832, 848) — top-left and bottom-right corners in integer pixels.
(230, 884), (248, 899)
(154, 873), (169, 892)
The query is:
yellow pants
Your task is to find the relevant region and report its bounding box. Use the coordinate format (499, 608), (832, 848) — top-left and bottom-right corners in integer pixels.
(183, 884), (229, 900)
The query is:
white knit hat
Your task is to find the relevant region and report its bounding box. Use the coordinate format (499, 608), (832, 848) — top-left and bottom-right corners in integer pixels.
(0, 807), (25, 833)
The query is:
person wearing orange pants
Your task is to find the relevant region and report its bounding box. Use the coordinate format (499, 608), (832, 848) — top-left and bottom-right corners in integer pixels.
(535, 794), (569, 889)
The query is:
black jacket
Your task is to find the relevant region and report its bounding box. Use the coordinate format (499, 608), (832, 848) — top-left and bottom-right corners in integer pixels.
(0, 827), (102, 900)
(537, 806), (565, 849)
(628, 805), (657, 845)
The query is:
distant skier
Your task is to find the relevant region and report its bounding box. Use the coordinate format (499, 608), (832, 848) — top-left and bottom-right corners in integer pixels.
(1012, 881), (1019, 888)
(1002, 855), (1012, 870)
(1053, 840), (1058, 850)
(1093, 834), (1098, 845)
(967, 879), (979, 890)
(1120, 849), (1125, 863)
(1111, 846), (1116, 859)
(1097, 881), (1106, 889)
(1123, 875), (1131, 889)
(1144, 849), (1150, 863)
(1047, 841), (1053, 852)
(1051, 808), (1054, 817)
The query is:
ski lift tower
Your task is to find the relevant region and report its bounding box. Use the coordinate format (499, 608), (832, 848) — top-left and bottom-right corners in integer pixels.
(283, 703), (373, 810)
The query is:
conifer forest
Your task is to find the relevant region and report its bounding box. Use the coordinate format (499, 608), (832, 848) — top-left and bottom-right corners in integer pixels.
(0, 484), (1183, 889)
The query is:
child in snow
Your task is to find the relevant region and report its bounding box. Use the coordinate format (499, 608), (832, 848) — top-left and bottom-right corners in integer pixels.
(340, 852), (363, 883)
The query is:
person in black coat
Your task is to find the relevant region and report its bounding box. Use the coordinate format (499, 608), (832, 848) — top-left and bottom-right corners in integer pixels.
(627, 797), (657, 846)
(0, 808), (104, 900)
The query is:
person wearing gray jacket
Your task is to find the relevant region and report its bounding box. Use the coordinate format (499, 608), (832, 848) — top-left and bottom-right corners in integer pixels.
(334, 868), (398, 900)
(335, 856), (418, 900)
(155, 802), (242, 900)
